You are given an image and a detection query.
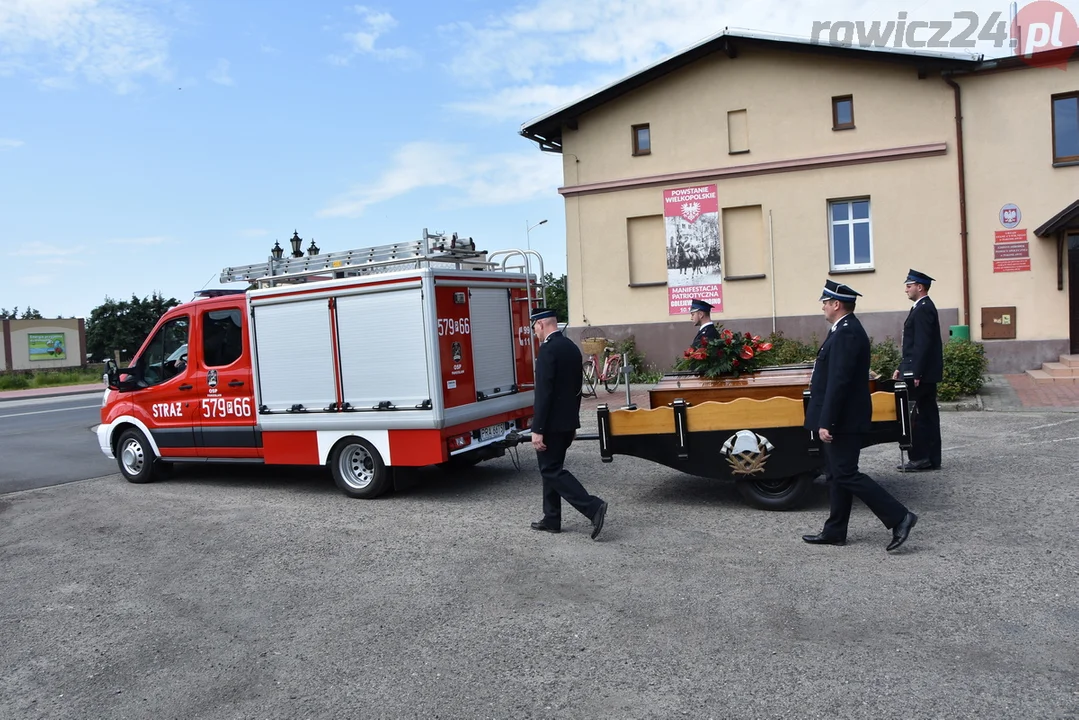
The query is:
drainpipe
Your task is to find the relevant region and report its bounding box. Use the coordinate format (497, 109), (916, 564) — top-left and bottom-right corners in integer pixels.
(943, 72), (971, 328)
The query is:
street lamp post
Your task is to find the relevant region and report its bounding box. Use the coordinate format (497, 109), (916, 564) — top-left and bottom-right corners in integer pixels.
(526, 219), (547, 252)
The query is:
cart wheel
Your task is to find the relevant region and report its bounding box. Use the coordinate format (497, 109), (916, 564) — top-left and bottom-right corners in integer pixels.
(330, 436), (390, 498)
(736, 473), (814, 510)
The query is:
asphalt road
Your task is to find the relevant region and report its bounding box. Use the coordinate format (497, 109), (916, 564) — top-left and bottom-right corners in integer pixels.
(0, 392), (116, 494)
(1, 410), (1077, 719)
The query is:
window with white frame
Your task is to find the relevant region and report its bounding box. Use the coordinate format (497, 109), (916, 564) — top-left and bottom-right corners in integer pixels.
(829, 198), (872, 270)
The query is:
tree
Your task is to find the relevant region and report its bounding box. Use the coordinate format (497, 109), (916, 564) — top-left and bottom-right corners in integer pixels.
(0, 307), (44, 319)
(542, 273), (568, 322)
(86, 292), (179, 362)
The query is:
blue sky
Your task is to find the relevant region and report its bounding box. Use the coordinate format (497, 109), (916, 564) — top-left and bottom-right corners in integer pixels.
(0, 0), (1063, 319)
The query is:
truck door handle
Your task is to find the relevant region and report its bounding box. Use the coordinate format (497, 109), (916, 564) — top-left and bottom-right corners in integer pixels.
(228, 380), (245, 387)
(179, 384), (194, 391)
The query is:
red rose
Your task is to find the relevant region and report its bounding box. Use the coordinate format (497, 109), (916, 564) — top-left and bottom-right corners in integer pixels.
(723, 329), (733, 340)
(740, 345), (755, 360)
(692, 350), (708, 361)
(683, 348), (693, 358)
(732, 358), (740, 366)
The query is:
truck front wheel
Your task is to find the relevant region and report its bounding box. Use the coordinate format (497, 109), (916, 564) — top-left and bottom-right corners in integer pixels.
(330, 437), (390, 499)
(116, 428), (158, 484)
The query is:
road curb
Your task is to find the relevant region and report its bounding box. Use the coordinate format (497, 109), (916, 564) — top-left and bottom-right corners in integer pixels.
(0, 386), (105, 403)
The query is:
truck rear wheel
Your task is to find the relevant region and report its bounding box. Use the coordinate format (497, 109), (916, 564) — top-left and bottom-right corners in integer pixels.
(330, 437), (390, 499)
(117, 428), (158, 484)
(736, 473), (814, 510)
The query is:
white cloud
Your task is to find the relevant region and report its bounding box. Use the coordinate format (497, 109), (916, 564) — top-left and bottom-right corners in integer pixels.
(9, 241), (84, 257)
(0, 138), (25, 150)
(317, 141), (563, 218)
(0, 0), (172, 92)
(447, 79), (619, 122)
(440, 0), (1019, 122)
(329, 5), (418, 65)
(105, 236), (168, 246)
(17, 275), (53, 287)
(207, 58), (233, 86)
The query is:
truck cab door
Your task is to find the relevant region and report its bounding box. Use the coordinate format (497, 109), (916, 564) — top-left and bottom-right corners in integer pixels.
(194, 306), (259, 458)
(128, 314), (199, 457)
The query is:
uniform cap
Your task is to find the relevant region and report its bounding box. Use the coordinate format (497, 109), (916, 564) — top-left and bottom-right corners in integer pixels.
(689, 298), (713, 313)
(819, 279), (862, 303)
(905, 269), (935, 287)
(529, 307), (557, 322)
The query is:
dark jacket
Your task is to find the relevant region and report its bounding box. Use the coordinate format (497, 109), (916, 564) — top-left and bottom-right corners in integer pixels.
(899, 296), (943, 383)
(804, 313), (872, 434)
(693, 322), (720, 346)
(532, 331), (583, 435)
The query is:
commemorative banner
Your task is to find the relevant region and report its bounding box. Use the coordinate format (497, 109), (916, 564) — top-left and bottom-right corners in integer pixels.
(665, 184), (722, 315)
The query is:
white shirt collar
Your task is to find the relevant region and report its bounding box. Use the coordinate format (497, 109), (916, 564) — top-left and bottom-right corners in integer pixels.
(830, 312), (851, 332)
(699, 321), (714, 330)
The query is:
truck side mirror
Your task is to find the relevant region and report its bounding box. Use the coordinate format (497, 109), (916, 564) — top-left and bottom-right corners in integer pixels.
(105, 358), (141, 392)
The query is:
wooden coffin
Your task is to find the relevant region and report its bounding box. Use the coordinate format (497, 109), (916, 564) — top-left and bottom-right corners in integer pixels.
(648, 362), (879, 408)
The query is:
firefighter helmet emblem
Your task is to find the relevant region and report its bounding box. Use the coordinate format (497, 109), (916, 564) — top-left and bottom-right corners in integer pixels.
(207, 370), (218, 389)
(720, 430), (775, 476)
(451, 341), (462, 363)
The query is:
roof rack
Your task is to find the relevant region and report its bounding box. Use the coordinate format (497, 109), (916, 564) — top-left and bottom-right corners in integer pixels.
(194, 289), (247, 298)
(219, 229), (495, 287)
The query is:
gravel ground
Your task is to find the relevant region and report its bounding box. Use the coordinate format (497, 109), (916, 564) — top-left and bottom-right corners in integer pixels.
(1, 410), (1077, 720)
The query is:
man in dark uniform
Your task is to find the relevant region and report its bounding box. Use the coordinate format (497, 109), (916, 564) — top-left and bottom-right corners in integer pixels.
(802, 280), (919, 552)
(893, 269), (944, 472)
(528, 308), (608, 540)
(689, 298), (720, 346)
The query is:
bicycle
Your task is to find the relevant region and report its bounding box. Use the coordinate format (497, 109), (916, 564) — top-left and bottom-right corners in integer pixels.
(581, 338), (623, 396)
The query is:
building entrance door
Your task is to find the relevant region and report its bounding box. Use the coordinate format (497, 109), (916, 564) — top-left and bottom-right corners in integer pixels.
(1070, 233), (1079, 354)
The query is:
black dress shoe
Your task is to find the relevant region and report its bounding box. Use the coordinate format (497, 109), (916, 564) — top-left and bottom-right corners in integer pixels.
(530, 521), (560, 533)
(590, 501), (608, 540)
(896, 459), (932, 472)
(886, 512), (918, 551)
(802, 533), (846, 546)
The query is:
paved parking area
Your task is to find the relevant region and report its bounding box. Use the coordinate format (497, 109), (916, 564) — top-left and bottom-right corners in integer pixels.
(2, 411), (1077, 719)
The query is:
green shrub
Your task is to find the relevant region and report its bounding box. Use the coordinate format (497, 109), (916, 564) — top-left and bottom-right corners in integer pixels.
(0, 372), (32, 390)
(766, 332), (819, 365)
(939, 339), (988, 401)
(614, 335), (664, 383)
(870, 336), (902, 380)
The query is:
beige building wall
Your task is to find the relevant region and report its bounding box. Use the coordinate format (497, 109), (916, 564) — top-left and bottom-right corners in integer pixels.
(8, 319), (84, 371)
(952, 64), (1078, 366)
(560, 46), (965, 363)
(561, 47), (957, 185)
(0, 321), (8, 371)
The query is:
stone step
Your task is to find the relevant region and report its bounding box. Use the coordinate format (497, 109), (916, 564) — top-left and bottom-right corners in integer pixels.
(1060, 354), (1079, 368)
(1042, 361), (1079, 377)
(1026, 368), (1076, 384)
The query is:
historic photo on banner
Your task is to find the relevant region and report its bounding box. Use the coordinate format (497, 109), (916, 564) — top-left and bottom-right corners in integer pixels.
(665, 184), (722, 315)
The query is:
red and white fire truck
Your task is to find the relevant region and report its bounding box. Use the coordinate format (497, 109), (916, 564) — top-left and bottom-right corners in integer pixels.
(98, 231), (546, 498)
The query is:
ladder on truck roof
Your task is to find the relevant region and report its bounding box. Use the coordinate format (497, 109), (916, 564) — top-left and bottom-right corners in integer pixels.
(219, 229), (500, 287)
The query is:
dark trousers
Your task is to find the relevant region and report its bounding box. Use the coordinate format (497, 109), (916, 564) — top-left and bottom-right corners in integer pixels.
(909, 382), (941, 467)
(537, 431), (603, 528)
(822, 433), (909, 539)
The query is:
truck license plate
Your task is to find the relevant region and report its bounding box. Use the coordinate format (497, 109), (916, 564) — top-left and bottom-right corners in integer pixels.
(479, 422), (507, 441)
